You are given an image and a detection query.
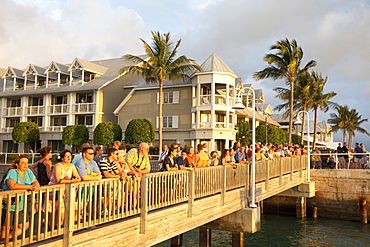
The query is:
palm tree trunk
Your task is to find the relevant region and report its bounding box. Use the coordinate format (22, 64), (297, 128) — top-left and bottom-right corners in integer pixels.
(159, 80), (164, 154)
(343, 129), (347, 144)
(288, 80), (294, 144)
(349, 133), (353, 149)
(313, 107), (318, 149)
(300, 104), (307, 145)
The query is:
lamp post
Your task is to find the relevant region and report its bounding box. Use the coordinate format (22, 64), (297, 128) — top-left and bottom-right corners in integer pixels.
(233, 86), (257, 208)
(295, 111), (311, 182)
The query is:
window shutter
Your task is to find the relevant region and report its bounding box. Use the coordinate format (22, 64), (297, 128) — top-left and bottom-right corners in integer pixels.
(173, 91), (179, 103)
(156, 116), (159, 129)
(156, 92), (159, 104)
(172, 115), (178, 128)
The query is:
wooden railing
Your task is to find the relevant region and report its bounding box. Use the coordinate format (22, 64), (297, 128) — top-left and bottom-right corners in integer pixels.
(0, 156), (307, 246)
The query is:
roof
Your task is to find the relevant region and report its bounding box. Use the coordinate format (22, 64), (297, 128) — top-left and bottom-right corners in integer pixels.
(0, 57), (131, 97)
(200, 53), (236, 76)
(45, 61), (70, 75)
(69, 58), (108, 74)
(3, 67), (25, 78)
(23, 64), (46, 77)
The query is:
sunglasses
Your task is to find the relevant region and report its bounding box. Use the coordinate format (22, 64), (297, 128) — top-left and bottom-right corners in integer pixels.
(88, 153), (95, 155)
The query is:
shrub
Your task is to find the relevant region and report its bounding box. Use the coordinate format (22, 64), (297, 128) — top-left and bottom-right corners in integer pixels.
(124, 118), (155, 145)
(12, 122), (40, 144)
(93, 122), (122, 145)
(62, 125), (89, 147)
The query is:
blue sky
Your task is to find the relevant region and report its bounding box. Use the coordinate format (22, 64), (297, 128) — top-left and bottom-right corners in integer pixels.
(2, 0), (370, 147)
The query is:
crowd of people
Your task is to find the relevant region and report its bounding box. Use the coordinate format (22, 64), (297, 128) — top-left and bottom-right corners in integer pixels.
(0, 141), (151, 240)
(335, 142), (368, 169)
(157, 141), (308, 171)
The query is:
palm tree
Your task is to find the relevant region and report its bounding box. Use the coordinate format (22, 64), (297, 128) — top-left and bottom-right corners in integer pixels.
(254, 38), (316, 144)
(120, 31), (202, 153)
(309, 71), (337, 149)
(273, 71), (315, 144)
(346, 109), (370, 148)
(328, 105), (351, 143)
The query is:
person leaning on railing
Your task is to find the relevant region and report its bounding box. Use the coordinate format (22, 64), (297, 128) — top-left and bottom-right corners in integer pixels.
(46, 150), (81, 224)
(30, 146), (53, 186)
(0, 155), (40, 240)
(126, 143), (151, 176)
(163, 147), (179, 171)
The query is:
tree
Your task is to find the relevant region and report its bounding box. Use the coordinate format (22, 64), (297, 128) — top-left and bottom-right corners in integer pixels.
(119, 31), (202, 153)
(254, 38), (316, 144)
(12, 122), (40, 144)
(346, 109), (369, 148)
(62, 125), (89, 148)
(235, 121), (251, 146)
(309, 71), (337, 149)
(124, 118), (155, 145)
(93, 122), (122, 146)
(255, 124), (287, 144)
(328, 105), (351, 143)
(274, 71), (315, 144)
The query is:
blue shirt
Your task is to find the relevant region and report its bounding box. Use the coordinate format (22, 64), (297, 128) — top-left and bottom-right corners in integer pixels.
(75, 158), (100, 178)
(2, 169), (36, 211)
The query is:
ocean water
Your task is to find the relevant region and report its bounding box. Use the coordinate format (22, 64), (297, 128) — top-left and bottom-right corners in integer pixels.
(154, 214), (370, 246)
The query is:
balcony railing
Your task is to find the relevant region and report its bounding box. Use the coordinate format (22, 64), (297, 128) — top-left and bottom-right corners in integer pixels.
(214, 122), (227, 128)
(45, 126), (65, 132)
(200, 95), (211, 105)
(72, 103), (95, 113)
(2, 127), (14, 132)
(215, 95), (226, 106)
(192, 122), (235, 129)
(48, 104), (68, 114)
(25, 105), (45, 115)
(4, 107), (21, 116)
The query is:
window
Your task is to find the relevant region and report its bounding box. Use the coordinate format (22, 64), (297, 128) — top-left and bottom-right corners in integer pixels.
(29, 97), (43, 106)
(48, 140), (64, 153)
(6, 118), (20, 127)
(156, 116), (178, 128)
(52, 95), (67, 105)
(157, 91), (179, 104)
(76, 93), (93, 103)
(28, 117), (43, 127)
(3, 141), (18, 153)
(76, 115), (93, 125)
(7, 98), (21, 107)
(51, 116), (67, 126)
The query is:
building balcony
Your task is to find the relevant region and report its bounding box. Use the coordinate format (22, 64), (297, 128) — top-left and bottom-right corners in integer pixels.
(45, 126), (65, 132)
(3, 107), (21, 116)
(2, 127), (14, 132)
(192, 122), (235, 129)
(72, 103), (95, 113)
(25, 106), (45, 115)
(192, 95), (234, 107)
(47, 104), (68, 114)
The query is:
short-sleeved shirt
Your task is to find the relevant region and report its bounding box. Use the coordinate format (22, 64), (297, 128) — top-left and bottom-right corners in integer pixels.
(126, 148), (150, 171)
(163, 156), (177, 171)
(99, 158), (119, 177)
(72, 153), (82, 165)
(235, 151), (246, 163)
(176, 157), (190, 167)
(354, 146), (364, 159)
(2, 169), (36, 211)
(75, 158), (101, 178)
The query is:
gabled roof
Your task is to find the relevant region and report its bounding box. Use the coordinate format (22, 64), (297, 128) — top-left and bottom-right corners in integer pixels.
(45, 61), (70, 75)
(3, 66), (25, 78)
(257, 104), (273, 115)
(200, 53), (236, 76)
(69, 58), (108, 75)
(254, 89), (264, 102)
(23, 64), (46, 77)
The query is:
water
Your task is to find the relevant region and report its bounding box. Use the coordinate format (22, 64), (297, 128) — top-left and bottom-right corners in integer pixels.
(154, 214), (370, 246)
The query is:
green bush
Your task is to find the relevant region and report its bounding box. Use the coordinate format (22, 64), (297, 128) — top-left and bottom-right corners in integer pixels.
(255, 124), (288, 145)
(291, 134), (302, 145)
(62, 125), (89, 147)
(236, 121), (251, 146)
(12, 122), (40, 144)
(124, 118), (155, 145)
(93, 122), (122, 146)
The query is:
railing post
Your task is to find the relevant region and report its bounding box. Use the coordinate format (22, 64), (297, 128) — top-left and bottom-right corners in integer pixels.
(188, 170), (195, 217)
(290, 157), (293, 181)
(140, 175), (148, 234)
(265, 161), (269, 191)
(220, 165), (226, 206)
(63, 183), (75, 247)
(279, 159), (283, 185)
(299, 155), (303, 178)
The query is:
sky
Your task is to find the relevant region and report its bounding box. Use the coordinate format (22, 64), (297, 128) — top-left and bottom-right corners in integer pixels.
(2, 0), (370, 147)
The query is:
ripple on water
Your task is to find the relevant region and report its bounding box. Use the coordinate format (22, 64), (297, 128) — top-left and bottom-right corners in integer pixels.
(154, 214), (370, 247)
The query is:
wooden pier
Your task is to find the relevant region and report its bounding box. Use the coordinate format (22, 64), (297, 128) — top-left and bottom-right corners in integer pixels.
(0, 156), (314, 246)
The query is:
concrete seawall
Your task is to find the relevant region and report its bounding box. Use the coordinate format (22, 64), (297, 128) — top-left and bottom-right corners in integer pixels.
(264, 169), (370, 222)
